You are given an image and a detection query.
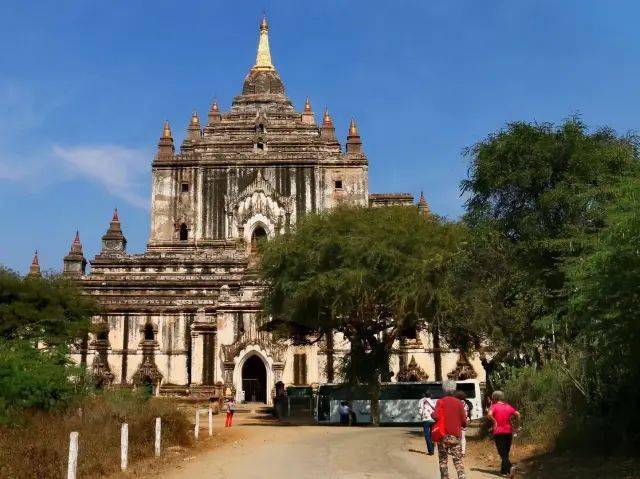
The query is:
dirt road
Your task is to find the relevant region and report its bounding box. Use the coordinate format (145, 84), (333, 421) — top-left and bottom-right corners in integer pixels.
(156, 412), (500, 479)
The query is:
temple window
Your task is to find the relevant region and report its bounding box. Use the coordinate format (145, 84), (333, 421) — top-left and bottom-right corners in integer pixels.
(144, 323), (155, 341)
(179, 223), (189, 241)
(293, 353), (307, 385)
(256, 142), (265, 150)
(181, 182), (189, 193)
(256, 123), (265, 133)
(334, 180), (343, 190)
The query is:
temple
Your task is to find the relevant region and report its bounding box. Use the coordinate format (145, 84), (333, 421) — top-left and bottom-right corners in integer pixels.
(49, 17), (483, 402)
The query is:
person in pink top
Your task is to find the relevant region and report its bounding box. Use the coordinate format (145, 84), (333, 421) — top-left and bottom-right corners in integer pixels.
(487, 391), (521, 477)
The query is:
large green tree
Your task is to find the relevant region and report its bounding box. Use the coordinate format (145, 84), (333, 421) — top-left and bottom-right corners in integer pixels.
(456, 118), (640, 366)
(0, 268), (96, 347)
(259, 206), (464, 424)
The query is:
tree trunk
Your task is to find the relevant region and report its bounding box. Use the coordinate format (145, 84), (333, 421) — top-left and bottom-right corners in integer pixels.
(369, 379), (381, 426)
(433, 325), (443, 381)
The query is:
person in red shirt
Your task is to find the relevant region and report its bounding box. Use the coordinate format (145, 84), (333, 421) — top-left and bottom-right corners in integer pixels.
(488, 391), (521, 476)
(431, 380), (468, 479)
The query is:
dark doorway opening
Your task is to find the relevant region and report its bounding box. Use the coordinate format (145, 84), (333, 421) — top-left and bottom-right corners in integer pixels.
(250, 225), (267, 254)
(179, 223), (189, 241)
(241, 355), (267, 403)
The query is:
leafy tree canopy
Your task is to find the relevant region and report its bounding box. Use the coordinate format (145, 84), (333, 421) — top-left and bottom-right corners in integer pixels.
(259, 206), (465, 422)
(0, 268), (96, 346)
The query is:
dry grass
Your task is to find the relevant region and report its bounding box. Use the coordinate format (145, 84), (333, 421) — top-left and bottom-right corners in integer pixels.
(0, 391), (193, 479)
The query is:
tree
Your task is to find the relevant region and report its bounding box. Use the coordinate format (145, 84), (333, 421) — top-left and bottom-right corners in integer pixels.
(259, 206), (464, 424)
(458, 118), (640, 366)
(0, 268), (96, 347)
(564, 177), (640, 446)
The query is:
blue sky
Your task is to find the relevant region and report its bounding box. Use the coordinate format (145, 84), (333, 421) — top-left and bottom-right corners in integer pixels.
(1, 1), (639, 273)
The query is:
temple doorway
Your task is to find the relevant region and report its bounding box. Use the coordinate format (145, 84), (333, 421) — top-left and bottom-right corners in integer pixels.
(241, 355), (267, 403)
(250, 225), (267, 254)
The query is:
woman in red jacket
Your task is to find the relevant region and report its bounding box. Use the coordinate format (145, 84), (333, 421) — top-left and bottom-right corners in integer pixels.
(432, 380), (468, 479)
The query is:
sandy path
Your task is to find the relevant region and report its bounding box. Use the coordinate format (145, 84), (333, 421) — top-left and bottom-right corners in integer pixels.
(155, 414), (499, 479)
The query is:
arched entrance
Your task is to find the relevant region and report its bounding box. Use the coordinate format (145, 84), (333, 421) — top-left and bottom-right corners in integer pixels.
(250, 225), (267, 254)
(241, 355), (267, 403)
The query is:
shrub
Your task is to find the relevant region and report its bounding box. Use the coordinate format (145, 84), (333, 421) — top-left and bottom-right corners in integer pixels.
(0, 340), (89, 421)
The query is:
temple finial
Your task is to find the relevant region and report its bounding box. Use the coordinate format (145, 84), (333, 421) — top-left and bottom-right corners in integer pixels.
(254, 14), (274, 70)
(162, 120), (172, 139)
(418, 191), (430, 216)
(323, 107), (333, 126)
(73, 230), (81, 245)
(346, 117), (362, 153)
(28, 250), (41, 278)
(349, 118), (358, 136)
(304, 97), (312, 113)
(190, 110), (200, 126)
(112, 208), (119, 222)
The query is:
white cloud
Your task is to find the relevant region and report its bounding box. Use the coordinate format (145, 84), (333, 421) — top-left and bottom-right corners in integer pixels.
(52, 144), (150, 209)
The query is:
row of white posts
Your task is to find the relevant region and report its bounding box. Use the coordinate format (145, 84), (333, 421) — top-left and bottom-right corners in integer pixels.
(67, 408), (214, 479)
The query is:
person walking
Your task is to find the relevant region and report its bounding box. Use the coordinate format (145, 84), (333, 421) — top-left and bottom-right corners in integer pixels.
(453, 391), (472, 455)
(338, 401), (351, 425)
(418, 391), (437, 455)
(224, 398), (236, 427)
(432, 380), (467, 479)
(487, 391), (521, 477)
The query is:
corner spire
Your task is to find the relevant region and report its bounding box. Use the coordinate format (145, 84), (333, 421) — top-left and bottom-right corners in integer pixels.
(302, 97), (315, 125)
(208, 99), (221, 124)
(418, 191), (430, 216)
(254, 14), (274, 71)
(346, 118), (362, 154)
(64, 231), (87, 276)
(158, 120), (175, 157)
(28, 250), (41, 278)
(101, 209), (127, 254)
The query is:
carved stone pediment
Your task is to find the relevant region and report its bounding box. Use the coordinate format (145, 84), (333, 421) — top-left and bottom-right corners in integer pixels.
(397, 355), (428, 382)
(447, 353), (477, 381)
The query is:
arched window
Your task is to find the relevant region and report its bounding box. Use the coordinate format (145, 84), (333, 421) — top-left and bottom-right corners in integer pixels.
(97, 330), (108, 341)
(144, 323), (155, 341)
(256, 142), (265, 151)
(251, 225), (267, 253)
(256, 123), (265, 134)
(179, 223), (188, 241)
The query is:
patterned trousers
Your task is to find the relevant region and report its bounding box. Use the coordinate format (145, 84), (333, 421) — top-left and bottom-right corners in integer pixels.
(437, 435), (466, 479)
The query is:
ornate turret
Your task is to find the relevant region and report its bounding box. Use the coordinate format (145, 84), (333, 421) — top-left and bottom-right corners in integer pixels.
(27, 250), (41, 278)
(241, 15), (286, 97)
(418, 191), (430, 216)
(157, 120), (175, 158)
(63, 231), (87, 276)
(320, 107), (338, 144)
(301, 97), (315, 125)
(346, 118), (362, 154)
(182, 111), (202, 149)
(208, 100), (221, 124)
(101, 208), (127, 254)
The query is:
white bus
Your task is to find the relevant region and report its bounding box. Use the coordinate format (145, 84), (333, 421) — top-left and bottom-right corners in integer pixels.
(316, 380), (482, 424)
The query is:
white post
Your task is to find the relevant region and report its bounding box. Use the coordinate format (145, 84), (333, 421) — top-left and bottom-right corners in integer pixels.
(208, 407), (213, 436)
(67, 431), (79, 479)
(121, 423), (128, 471)
(155, 417), (161, 457)
(194, 409), (200, 440)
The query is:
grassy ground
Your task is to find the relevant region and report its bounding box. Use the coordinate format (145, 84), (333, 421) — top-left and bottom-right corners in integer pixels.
(0, 391), (193, 479)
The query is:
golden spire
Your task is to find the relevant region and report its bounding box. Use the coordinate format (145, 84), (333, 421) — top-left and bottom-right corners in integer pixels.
(348, 118), (359, 136)
(254, 14), (274, 71)
(162, 120), (172, 139)
(304, 97), (312, 113)
(323, 107), (333, 126)
(211, 100), (219, 113)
